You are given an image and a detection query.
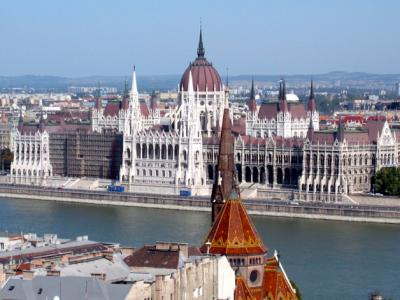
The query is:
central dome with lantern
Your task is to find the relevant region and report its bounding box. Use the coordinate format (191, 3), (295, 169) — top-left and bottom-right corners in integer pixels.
(180, 29), (223, 92)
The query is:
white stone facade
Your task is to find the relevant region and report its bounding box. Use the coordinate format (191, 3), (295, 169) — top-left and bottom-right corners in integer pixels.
(10, 127), (52, 185)
(119, 70), (208, 195)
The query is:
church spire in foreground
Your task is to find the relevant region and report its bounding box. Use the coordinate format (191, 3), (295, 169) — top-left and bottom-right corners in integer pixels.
(210, 108), (239, 223)
(199, 108), (299, 300)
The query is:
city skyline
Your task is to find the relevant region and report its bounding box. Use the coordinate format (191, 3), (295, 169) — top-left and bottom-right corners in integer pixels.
(1, 0), (399, 77)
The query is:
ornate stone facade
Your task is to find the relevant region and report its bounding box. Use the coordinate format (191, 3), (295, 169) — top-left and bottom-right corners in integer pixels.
(10, 114), (52, 185)
(9, 29), (400, 201)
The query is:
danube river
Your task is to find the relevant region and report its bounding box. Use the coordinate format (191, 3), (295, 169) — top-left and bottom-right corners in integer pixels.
(0, 197), (399, 299)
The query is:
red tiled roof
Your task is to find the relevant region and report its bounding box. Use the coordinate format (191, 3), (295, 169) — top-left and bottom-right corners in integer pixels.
(258, 103), (278, 120)
(235, 276), (255, 300)
(200, 192), (267, 256)
(103, 102), (121, 117)
(140, 102), (149, 117)
(273, 136), (304, 148)
(344, 131), (370, 145)
(202, 135), (219, 145)
(233, 117), (246, 135)
(19, 123), (91, 135)
(258, 102), (307, 120)
(240, 136), (266, 146)
(262, 256), (298, 300)
(124, 245), (180, 269)
(288, 102), (307, 119)
(366, 120), (385, 143)
(311, 131), (336, 145)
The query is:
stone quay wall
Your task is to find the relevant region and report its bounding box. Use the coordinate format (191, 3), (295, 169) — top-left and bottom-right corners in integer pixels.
(1, 184), (400, 224)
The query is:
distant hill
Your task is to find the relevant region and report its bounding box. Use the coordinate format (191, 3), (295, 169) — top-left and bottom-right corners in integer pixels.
(1, 71), (400, 91)
(0, 75), (181, 91)
(234, 71), (400, 83)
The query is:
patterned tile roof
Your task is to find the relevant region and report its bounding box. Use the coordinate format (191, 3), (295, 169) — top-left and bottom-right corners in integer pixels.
(200, 192), (267, 256)
(262, 255), (298, 300)
(235, 276), (256, 300)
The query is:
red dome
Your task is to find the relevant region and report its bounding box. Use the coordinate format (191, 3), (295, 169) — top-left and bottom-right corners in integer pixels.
(179, 29), (223, 92)
(180, 59), (222, 92)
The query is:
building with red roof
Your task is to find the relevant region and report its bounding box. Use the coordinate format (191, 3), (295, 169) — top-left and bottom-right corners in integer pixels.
(9, 28), (400, 200)
(200, 109), (298, 299)
(246, 79), (320, 139)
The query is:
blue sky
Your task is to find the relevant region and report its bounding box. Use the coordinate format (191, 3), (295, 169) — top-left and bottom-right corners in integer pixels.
(0, 0), (399, 76)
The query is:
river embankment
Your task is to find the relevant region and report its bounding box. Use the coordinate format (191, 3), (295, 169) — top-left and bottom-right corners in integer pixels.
(1, 184), (400, 224)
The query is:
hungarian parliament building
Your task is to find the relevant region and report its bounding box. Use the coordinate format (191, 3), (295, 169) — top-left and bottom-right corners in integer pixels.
(9, 30), (400, 201)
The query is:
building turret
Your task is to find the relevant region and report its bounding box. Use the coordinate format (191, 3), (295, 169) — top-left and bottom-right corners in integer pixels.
(247, 78), (257, 113)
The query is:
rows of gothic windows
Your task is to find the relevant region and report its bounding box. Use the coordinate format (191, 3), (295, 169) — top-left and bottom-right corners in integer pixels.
(11, 169), (51, 177)
(135, 144), (179, 160)
(235, 152), (303, 165)
(207, 164), (300, 186)
(135, 168), (173, 178)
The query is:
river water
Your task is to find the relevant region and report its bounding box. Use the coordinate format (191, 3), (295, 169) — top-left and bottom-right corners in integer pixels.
(0, 197), (399, 300)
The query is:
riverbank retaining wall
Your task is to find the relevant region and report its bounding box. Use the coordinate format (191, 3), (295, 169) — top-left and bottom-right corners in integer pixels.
(1, 184), (400, 224)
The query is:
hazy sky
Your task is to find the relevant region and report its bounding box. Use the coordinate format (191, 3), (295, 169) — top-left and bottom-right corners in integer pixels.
(1, 0), (399, 77)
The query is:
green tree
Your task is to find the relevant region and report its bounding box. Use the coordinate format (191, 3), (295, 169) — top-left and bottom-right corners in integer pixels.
(375, 167), (400, 196)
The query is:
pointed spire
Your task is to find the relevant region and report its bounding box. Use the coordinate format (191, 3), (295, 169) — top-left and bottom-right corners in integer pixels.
(197, 26), (205, 58)
(250, 77), (255, 100)
(248, 78), (257, 113)
(188, 70), (194, 94)
(307, 80), (317, 112)
(131, 66), (138, 96)
(210, 108), (239, 223)
(310, 79), (314, 100)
